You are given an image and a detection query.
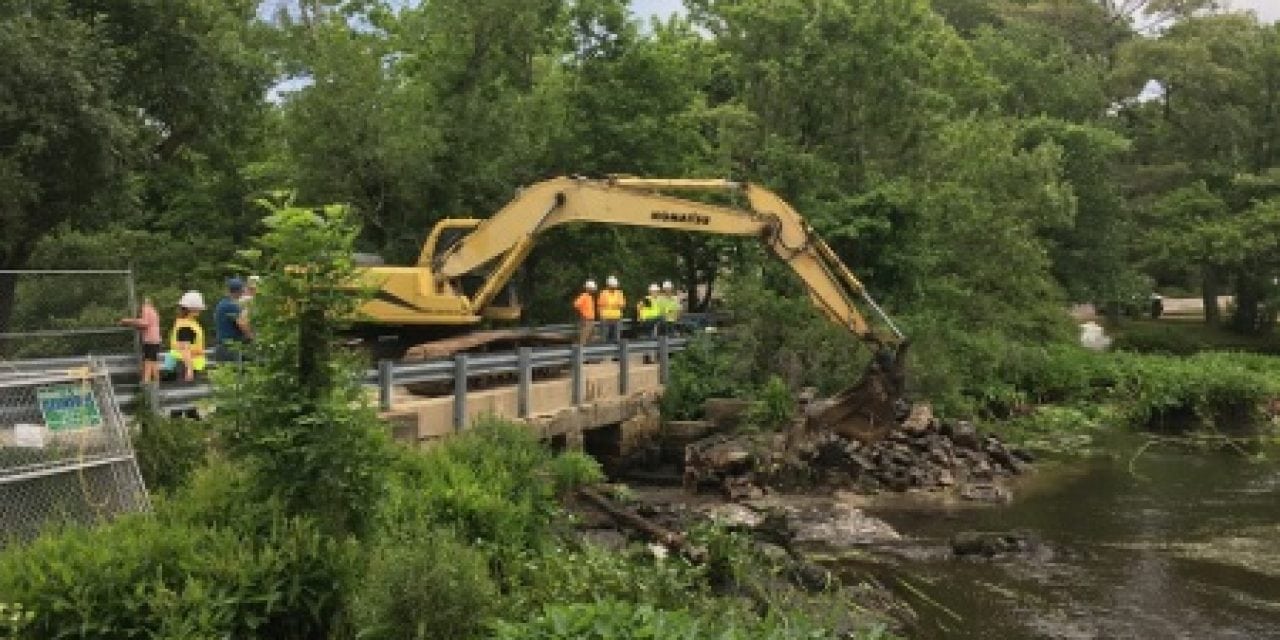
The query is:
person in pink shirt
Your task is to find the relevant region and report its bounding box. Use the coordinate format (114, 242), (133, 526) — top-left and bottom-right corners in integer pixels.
(120, 297), (162, 383)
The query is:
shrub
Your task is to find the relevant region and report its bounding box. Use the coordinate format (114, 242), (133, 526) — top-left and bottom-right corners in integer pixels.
(491, 600), (849, 640)
(131, 413), (210, 494)
(743, 375), (797, 432)
(0, 515), (354, 639)
(661, 334), (744, 419)
(350, 528), (498, 640)
(154, 458), (287, 537)
(376, 418), (600, 558)
(216, 201), (392, 538)
(504, 545), (706, 617)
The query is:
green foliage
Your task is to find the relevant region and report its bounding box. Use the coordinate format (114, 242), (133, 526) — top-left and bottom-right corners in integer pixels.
(131, 414), (210, 494)
(491, 600), (852, 640)
(966, 343), (1280, 433)
(504, 545), (707, 618)
(216, 201), (392, 538)
(0, 515), (354, 640)
(153, 459), (286, 537)
(376, 418), (598, 557)
(743, 376), (796, 432)
(350, 529), (499, 640)
(661, 334), (745, 419)
(999, 405), (1104, 453)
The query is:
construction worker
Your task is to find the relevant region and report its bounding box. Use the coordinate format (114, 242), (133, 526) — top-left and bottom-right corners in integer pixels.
(597, 275), (626, 343)
(119, 297), (162, 383)
(636, 283), (662, 338)
(167, 291), (207, 383)
(658, 280), (680, 336)
(214, 277), (253, 363)
(574, 279), (598, 345)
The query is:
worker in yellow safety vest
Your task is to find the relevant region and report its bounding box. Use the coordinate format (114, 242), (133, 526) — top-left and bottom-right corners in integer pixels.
(167, 291), (207, 382)
(658, 280), (680, 336)
(596, 275), (626, 343)
(636, 283), (662, 337)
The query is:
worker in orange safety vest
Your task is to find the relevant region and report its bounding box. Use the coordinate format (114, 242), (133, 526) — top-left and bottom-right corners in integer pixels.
(596, 275), (626, 343)
(573, 279), (598, 345)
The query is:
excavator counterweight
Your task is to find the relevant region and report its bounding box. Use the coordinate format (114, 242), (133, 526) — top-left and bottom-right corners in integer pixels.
(354, 176), (908, 441)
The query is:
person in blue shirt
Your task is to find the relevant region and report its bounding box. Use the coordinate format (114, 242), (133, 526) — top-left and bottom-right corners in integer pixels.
(214, 277), (253, 362)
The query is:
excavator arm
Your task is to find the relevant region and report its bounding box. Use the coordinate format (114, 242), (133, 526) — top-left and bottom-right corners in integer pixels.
(433, 176), (905, 349)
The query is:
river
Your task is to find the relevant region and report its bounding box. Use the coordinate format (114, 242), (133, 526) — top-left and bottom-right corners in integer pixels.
(850, 440), (1280, 639)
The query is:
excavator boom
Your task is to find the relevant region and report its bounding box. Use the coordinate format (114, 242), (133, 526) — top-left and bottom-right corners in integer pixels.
(357, 176), (909, 441)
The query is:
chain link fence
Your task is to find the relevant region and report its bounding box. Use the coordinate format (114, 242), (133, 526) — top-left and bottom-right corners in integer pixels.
(0, 270), (139, 362)
(0, 361), (149, 543)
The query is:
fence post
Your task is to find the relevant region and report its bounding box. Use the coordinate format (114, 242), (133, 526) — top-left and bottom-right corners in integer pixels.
(658, 334), (670, 385)
(378, 360), (394, 411)
(618, 339), (630, 396)
(517, 347), (532, 418)
(571, 345), (583, 405)
(453, 354), (468, 432)
(125, 268), (141, 362)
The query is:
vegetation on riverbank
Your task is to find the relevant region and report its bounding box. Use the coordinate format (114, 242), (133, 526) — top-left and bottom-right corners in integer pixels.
(665, 286), (1280, 453)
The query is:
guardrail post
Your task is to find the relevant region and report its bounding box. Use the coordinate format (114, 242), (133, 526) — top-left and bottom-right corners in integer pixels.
(571, 345), (583, 405)
(453, 354), (468, 432)
(618, 339), (630, 395)
(378, 360), (394, 411)
(658, 335), (670, 384)
(144, 382), (162, 417)
(517, 347), (532, 418)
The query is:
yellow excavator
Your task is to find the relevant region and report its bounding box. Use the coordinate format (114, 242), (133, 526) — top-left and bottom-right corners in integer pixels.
(354, 176), (908, 441)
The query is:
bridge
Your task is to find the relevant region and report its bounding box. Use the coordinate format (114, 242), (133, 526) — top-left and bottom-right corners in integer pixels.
(1, 335), (690, 451)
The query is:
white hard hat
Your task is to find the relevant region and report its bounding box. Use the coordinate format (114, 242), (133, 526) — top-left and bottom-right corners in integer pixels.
(177, 291), (206, 311)
(585, 279), (598, 290)
(648, 283), (660, 293)
(606, 275), (619, 288)
(661, 280), (674, 290)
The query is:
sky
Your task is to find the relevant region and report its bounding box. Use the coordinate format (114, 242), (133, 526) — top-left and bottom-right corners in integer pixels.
(1233, 0), (1280, 22)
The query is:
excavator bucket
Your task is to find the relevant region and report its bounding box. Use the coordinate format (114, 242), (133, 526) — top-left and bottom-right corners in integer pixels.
(805, 343), (909, 443)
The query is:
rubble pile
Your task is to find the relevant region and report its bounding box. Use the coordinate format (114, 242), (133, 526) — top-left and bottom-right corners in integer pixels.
(683, 405), (1035, 501)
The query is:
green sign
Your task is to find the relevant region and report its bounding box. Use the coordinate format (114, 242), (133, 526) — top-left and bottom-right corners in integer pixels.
(36, 385), (103, 432)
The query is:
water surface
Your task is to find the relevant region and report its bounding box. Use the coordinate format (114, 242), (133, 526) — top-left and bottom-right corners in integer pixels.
(853, 442), (1280, 639)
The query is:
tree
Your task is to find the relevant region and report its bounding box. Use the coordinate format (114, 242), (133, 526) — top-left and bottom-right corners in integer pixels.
(217, 199), (391, 537)
(1115, 15), (1280, 330)
(0, 5), (133, 333)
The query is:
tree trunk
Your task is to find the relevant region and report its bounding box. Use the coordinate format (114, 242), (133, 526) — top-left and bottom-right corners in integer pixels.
(1230, 270), (1265, 334)
(1202, 266), (1221, 325)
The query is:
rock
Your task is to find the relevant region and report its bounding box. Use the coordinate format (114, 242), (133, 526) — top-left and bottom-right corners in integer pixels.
(951, 421), (979, 449)
(703, 398), (752, 430)
(937, 469), (956, 486)
(724, 476), (765, 501)
(787, 504), (901, 548)
(901, 403), (935, 434)
(703, 503), (765, 529)
(580, 528), (628, 551)
(665, 420), (716, 440)
(1011, 447), (1036, 463)
(959, 482), (1011, 503)
(756, 542), (791, 564)
(952, 531), (1036, 558)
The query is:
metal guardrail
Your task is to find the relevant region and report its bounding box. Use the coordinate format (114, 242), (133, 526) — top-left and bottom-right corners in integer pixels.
(4, 335), (690, 425)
